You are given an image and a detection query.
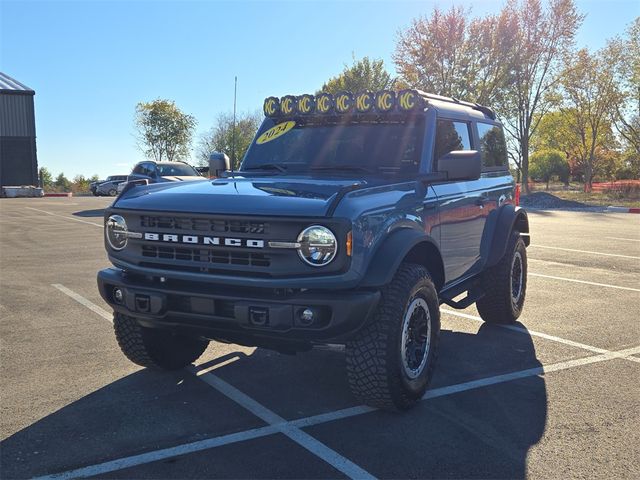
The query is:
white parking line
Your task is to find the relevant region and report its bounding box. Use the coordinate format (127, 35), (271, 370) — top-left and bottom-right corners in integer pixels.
(45, 283), (640, 479)
(606, 237), (640, 242)
(37, 343), (640, 480)
(50, 283), (374, 480)
(530, 244), (640, 260)
(52, 284), (113, 322)
(528, 272), (640, 292)
(25, 207), (103, 228)
(440, 308), (640, 363)
(35, 425), (281, 480)
(191, 370), (375, 479)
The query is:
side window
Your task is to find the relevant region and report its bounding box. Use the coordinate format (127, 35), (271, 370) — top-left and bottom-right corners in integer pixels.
(132, 164), (145, 175)
(477, 122), (507, 169)
(137, 162), (156, 177)
(434, 120), (471, 162)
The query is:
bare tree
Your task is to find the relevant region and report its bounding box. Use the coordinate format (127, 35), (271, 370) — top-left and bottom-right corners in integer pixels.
(609, 18), (640, 156)
(394, 5), (517, 105)
(498, 0), (583, 193)
(197, 111), (261, 169)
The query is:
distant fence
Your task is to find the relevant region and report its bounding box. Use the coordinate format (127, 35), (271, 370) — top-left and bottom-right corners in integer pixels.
(591, 180), (640, 193)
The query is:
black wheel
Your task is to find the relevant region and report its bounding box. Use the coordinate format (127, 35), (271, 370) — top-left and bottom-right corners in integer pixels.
(108, 188), (117, 196)
(345, 263), (440, 411)
(113, 313), (209, 370)
(476, 232), (527, 324)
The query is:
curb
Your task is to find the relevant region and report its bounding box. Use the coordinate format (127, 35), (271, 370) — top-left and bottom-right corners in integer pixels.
(606, 206), (640, 214)
(44, 192), (73, 198)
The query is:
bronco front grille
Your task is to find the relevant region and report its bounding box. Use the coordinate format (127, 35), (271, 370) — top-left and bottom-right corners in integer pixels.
(141, 245), (270, 267)
(140, 215), (267, 234)
(109, 210), (350, 278)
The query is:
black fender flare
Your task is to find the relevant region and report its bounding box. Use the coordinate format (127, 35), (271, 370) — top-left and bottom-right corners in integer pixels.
(483, 205), (530, 268)
(359, 228), (444, 289)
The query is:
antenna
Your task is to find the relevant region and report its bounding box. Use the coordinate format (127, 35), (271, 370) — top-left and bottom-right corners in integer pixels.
(231, 76), (237, 177)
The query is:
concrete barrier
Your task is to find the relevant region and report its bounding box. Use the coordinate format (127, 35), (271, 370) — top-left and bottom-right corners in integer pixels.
(1, 186), (44, 198)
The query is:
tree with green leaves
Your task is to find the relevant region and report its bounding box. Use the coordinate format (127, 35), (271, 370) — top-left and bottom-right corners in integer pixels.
(72, 174), (91, 193)
(55, 173), (71, 192)
(135, 99), (197, 162)
(561, 48), (622, 190)
(320, 57), (394, 94)
(197, 111), (261, 170)
(529, 149), (570, 189)
(39, 167), (53, 189)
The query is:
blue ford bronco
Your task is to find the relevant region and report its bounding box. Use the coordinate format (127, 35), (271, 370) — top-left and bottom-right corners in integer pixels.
(98, 89), (529, 410)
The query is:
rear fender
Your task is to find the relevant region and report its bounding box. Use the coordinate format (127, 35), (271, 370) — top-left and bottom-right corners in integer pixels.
(482, 205), (529, 268)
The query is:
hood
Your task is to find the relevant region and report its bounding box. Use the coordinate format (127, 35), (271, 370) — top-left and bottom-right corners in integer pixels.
(114, 176), (366, 216)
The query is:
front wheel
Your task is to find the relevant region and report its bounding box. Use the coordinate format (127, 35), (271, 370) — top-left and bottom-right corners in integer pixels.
(345, 263), (440, 411)
(113, 313), (209, 370)
(476, 232), (527, 324)
(108, 188), (117, 196)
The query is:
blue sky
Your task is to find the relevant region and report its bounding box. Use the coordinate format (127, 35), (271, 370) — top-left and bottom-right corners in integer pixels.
(1, 0), (638, 179)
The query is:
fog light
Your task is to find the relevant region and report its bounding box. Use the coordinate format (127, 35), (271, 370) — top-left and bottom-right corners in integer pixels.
(113, 288), (124, 304)
(300, 308), (314, 326)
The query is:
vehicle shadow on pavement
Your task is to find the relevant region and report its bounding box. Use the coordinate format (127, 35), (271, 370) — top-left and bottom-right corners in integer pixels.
(73, 208), (105, 217)
(1, 325), (546, 479)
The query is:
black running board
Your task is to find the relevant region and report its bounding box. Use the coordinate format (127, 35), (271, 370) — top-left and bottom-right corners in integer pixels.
(439, 277), (485, 310)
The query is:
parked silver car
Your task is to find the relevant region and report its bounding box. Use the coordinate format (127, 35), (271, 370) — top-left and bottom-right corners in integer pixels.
(93, 175), (128, 196)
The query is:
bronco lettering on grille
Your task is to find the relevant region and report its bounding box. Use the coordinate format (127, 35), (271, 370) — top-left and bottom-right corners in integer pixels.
(142, 232), (264, 248)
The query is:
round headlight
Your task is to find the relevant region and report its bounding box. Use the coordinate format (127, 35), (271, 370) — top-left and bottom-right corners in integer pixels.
(297, 225), (337, 267)
(106, 215), (128, 250)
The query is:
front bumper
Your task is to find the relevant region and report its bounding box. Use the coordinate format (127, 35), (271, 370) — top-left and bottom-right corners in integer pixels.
(97, 268), (380, 346)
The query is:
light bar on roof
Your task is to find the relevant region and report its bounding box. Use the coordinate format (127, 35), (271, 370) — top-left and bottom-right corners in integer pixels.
(263, 89), (425, 118)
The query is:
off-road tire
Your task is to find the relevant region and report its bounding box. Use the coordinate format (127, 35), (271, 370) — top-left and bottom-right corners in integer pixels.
(345, 263), (440, 411)
(114, 313), (209, 370)
(476, 232), (527, 325)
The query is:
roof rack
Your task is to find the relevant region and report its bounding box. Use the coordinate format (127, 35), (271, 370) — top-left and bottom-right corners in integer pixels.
(415, 90), (496, 120)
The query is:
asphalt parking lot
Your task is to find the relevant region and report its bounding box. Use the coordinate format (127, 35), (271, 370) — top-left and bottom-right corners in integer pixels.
(1, 197), (639, 479)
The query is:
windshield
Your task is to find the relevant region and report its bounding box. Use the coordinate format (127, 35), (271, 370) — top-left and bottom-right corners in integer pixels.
(242, 117), (424, 175)
(157, 163), (199, 177)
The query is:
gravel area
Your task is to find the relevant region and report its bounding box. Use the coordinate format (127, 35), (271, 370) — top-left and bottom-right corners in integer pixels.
(520, 192), (606, 211)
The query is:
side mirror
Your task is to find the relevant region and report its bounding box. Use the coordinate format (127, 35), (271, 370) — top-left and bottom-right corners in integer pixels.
(209, 152), (230, 178)
(437, 150), (481, 181)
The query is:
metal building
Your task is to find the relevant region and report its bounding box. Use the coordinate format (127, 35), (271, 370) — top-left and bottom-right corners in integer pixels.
(0, 72), (38, 187)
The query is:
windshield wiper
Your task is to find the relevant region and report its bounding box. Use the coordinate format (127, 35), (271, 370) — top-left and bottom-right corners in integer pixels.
(311, 165), (374, 173)
(243, 163), (287, 173)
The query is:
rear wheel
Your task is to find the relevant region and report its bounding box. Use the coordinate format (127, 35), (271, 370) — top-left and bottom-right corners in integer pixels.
(476, 232), (527, 324)
(345, 263), (440, 411)
(113, 313), (209, 370)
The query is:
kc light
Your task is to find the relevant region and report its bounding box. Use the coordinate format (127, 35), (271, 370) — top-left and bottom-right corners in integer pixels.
(106, 215), (128, 250)
(280, 95), (297, 116)
(297, 225), (337, 267)
(335, 92), (354, 114)
(316, 93), (333, 113)
(355, 92), (374, 113)
(375, 90), (396, 112)
(297, 94), (315, 114)
(398, 89), (424, 111)
(264, 96), (280, 117)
